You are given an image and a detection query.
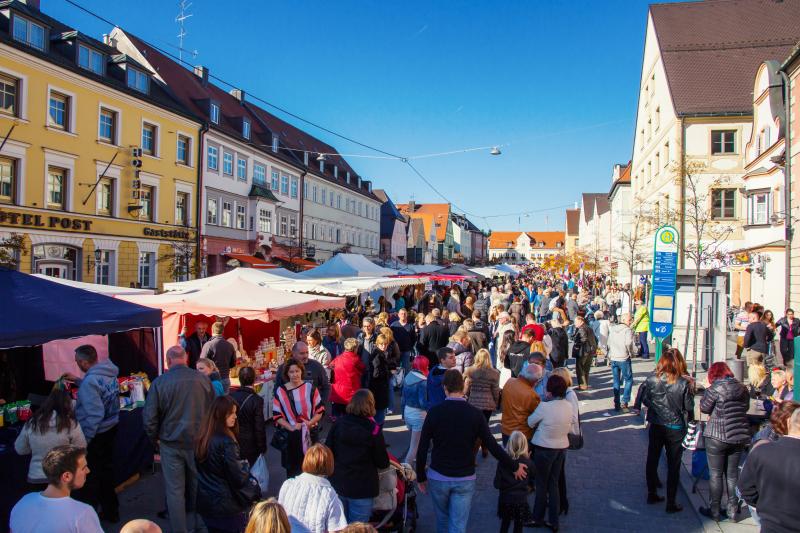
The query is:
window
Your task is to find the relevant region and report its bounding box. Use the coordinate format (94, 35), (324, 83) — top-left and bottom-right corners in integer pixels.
(291, 177), (298, 199)
(258, 209), (272, 233)
(271, 134), (279, 153)
(142, 123), (157, 155)
(270, 169), (279, 190)
(175, 191), (188, 226)
(222, 152), (233, 176)
(289, 217), (297, 238)
(711, 189), (736, 219)
(126, 67), (148, 93)
(655, 152), (660, 172)
(336, 228), (341, 243)
(140, 185), (154, 221)
(655, 107), (660, 130)
(311, 224), (317, 240)
(236, 205), (246, 229)
(303, 151), (309, 166)
(78, 44), (103, 74)
(358, 201), (363, 216)
(254, 164), (266, 185)
(207, 198), (218, 224)
(329, 190), (334, 207)
(303, 182), (309, 199)
(711, 130), (736, 154)
(280, 175), (289, 195)
(319, 160), (324, 173)
(97, 178), (113, 216)
(209, 102), (220, 124)
(98, 108), (116, 144)
(237, 158), (247, 181)
(222, 201), (232, 227)
(47, 167), (66, 210)
(207, 145), (218, 170)
(337, 194), (341, 209)
(663, 142), (670, 167)
(1, 157), (16, 203)
(280, 215), (288, 236)
(138, 252), (155, 288)
(12, 16), (45, 51)
(333, 166), (338, 179)
(177, 135), (190, 165)
(321, 188), (327, 205)
(95, 250), (112, 285)
(0, 74), (17, 117)
(748, 192), (771, 225)
(49, 92), (68, 130)
(242, 119), (251, 140)
(312, 185), (318, 202)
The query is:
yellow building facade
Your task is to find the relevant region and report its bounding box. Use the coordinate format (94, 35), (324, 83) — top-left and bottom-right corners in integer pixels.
(0, 2), (200, 290)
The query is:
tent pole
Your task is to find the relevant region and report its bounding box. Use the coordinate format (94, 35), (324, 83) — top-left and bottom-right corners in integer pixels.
(155, 327), (163, 375)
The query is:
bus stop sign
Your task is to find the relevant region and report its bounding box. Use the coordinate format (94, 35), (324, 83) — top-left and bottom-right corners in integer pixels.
(649, 226), (679, 339)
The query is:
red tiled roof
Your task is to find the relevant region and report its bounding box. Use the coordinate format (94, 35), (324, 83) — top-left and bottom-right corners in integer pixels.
(618, 164), (631, 184)
(525, 231), (566, 249)
(397, 203), (451, 242)
(488, 231), (523, 249)
(650, 0), (800, 115)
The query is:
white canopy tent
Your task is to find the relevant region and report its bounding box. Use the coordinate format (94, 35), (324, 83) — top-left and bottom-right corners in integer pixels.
(469, 266), (512, 278)
(398, 264), (445, 275)
(303, 253), (398, 278)
(32, 274), (156, 295)
(163, 267), (300, 292)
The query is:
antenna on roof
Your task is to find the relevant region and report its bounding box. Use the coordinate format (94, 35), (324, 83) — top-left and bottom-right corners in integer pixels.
(175, 0), (198, 62)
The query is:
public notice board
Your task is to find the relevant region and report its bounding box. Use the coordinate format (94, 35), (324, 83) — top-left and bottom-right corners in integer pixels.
(649, 226), (679, 338)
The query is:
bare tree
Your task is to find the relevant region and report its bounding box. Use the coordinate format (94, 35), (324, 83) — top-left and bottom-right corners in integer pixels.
(680, 160), (735, 374)
(0, 233), (26, 268)
(158, 234), (198, 282)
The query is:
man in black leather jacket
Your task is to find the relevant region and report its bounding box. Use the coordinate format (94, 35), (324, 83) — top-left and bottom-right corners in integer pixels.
(633, 354), (694, 514)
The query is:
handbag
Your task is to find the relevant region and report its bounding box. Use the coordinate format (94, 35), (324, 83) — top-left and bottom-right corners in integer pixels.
(567, 406), (583, 450)
(682, 421), (706, 450)
(234, 471), (262, 506)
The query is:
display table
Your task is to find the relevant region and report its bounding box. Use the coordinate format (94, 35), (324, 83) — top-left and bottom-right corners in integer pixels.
(0, 408), (152, 532)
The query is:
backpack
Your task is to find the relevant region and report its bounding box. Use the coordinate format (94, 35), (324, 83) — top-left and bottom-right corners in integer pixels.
(584, 326), (598, 354)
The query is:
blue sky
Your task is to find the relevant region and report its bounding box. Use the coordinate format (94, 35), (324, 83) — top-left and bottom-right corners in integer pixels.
(46, 0), (667, 231)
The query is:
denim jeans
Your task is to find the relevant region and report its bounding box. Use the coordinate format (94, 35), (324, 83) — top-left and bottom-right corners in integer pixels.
(428, 478), (476, 533)
(401, 350), (413, 374)
(705, 437), (745, 514)
(639, 332), (650, 358)
(611, 359), (633, 408)
(341, 497), (373, 523)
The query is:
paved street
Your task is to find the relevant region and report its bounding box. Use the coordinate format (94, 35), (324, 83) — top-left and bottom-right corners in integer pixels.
(110, 358), (721, 532)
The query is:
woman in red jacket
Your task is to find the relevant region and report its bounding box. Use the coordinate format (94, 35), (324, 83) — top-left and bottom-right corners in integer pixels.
(329, 338), (366, 418)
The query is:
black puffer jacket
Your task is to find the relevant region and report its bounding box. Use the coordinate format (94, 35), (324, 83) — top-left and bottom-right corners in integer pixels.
(230, 387), (266, 466)
(634, 374), (695, 428)
(326, 413), (390, 499)
(700, 376), (750, 444)
(196, 433), (259, 518)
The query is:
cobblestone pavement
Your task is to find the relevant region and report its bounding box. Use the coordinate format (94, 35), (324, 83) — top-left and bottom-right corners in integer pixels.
(113, 359), (709, 532)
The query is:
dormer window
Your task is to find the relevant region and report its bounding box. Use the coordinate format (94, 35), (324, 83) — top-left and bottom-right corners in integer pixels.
(319, 160), (324, 173)
(12, 15), (45, 51)
(346, 171), (350, 183)
(78, 44), (104, 75)
(126, 67), (149, 93)
(303, 151), (309, 166)
(209, 102), (220, 124)
(242, 118), (251, 140)
(334, 166), (338, 179)
(271, 134), (279, 153)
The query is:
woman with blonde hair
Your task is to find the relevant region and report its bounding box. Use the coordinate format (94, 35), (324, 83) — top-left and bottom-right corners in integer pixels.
(465, 348), (500, 458)
(747, 364), (772, 399)
(448, 311), (463, 336)
(245, 499), (291, 533)
(196, 357), (224, 397)
(493, 430), (535, 532)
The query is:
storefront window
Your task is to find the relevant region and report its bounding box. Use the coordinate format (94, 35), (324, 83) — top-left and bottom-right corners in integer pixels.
(95, 250), (112, 285)
(32, 244), (79, 280)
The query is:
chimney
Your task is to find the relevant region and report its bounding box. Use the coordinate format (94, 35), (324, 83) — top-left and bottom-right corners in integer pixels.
(193, 65), (209, 85)
(103, 33), (117, 48)
(21, 0), (40, 10)
(409, 200), (416, 212)
(229, 88), (245, 103)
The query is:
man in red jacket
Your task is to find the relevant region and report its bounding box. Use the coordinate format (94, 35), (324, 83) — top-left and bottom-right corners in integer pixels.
(329, 338), (366, 418)
(520, 313), (545, 341)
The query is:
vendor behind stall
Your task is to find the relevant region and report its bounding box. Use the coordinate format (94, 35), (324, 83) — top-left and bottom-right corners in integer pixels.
(200, 322), (236, 393)
(62, 344), (120, 523)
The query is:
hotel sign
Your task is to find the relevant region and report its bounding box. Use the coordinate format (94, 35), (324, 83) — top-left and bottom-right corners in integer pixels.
(0, 210), (93, 231)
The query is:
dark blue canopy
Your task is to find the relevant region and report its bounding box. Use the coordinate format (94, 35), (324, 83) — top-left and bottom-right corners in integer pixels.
(0, 268), (162, 349)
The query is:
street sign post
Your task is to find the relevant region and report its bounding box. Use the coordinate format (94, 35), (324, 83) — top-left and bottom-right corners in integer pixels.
(649, 226), (679, 362)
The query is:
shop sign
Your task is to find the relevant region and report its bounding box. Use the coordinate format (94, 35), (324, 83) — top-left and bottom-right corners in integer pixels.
(143, 227), (191, 240)
(0, 210), (92, 231)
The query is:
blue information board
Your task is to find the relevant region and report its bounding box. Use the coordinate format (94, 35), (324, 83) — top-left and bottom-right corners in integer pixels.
(649, 226), (679, 338)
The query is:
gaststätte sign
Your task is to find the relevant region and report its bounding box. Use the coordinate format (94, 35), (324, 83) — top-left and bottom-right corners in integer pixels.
(648, 225), (679, 339)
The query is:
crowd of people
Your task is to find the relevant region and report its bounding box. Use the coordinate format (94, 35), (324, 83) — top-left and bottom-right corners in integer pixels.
(8, 265), (800, 533)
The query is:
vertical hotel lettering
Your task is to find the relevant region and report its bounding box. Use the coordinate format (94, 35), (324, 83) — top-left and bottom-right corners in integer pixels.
(0, 1), (201, 289)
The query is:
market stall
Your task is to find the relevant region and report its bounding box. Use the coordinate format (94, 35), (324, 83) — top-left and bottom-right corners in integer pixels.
(0, 269), (163, 528)
(302, 253), (398, 278)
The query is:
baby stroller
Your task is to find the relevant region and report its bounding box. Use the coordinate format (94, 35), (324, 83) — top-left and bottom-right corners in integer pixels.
(370, 454), (418, 532)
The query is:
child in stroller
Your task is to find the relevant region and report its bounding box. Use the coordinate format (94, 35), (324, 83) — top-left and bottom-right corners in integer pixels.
(369, 452), (418, 532)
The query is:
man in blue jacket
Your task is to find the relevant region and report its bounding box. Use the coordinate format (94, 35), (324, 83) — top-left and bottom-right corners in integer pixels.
(67, 344), (120, 522)
(427, 347), (456, 409)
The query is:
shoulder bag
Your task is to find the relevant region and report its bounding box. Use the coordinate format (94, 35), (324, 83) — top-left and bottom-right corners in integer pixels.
(567, 405), (583, 450)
